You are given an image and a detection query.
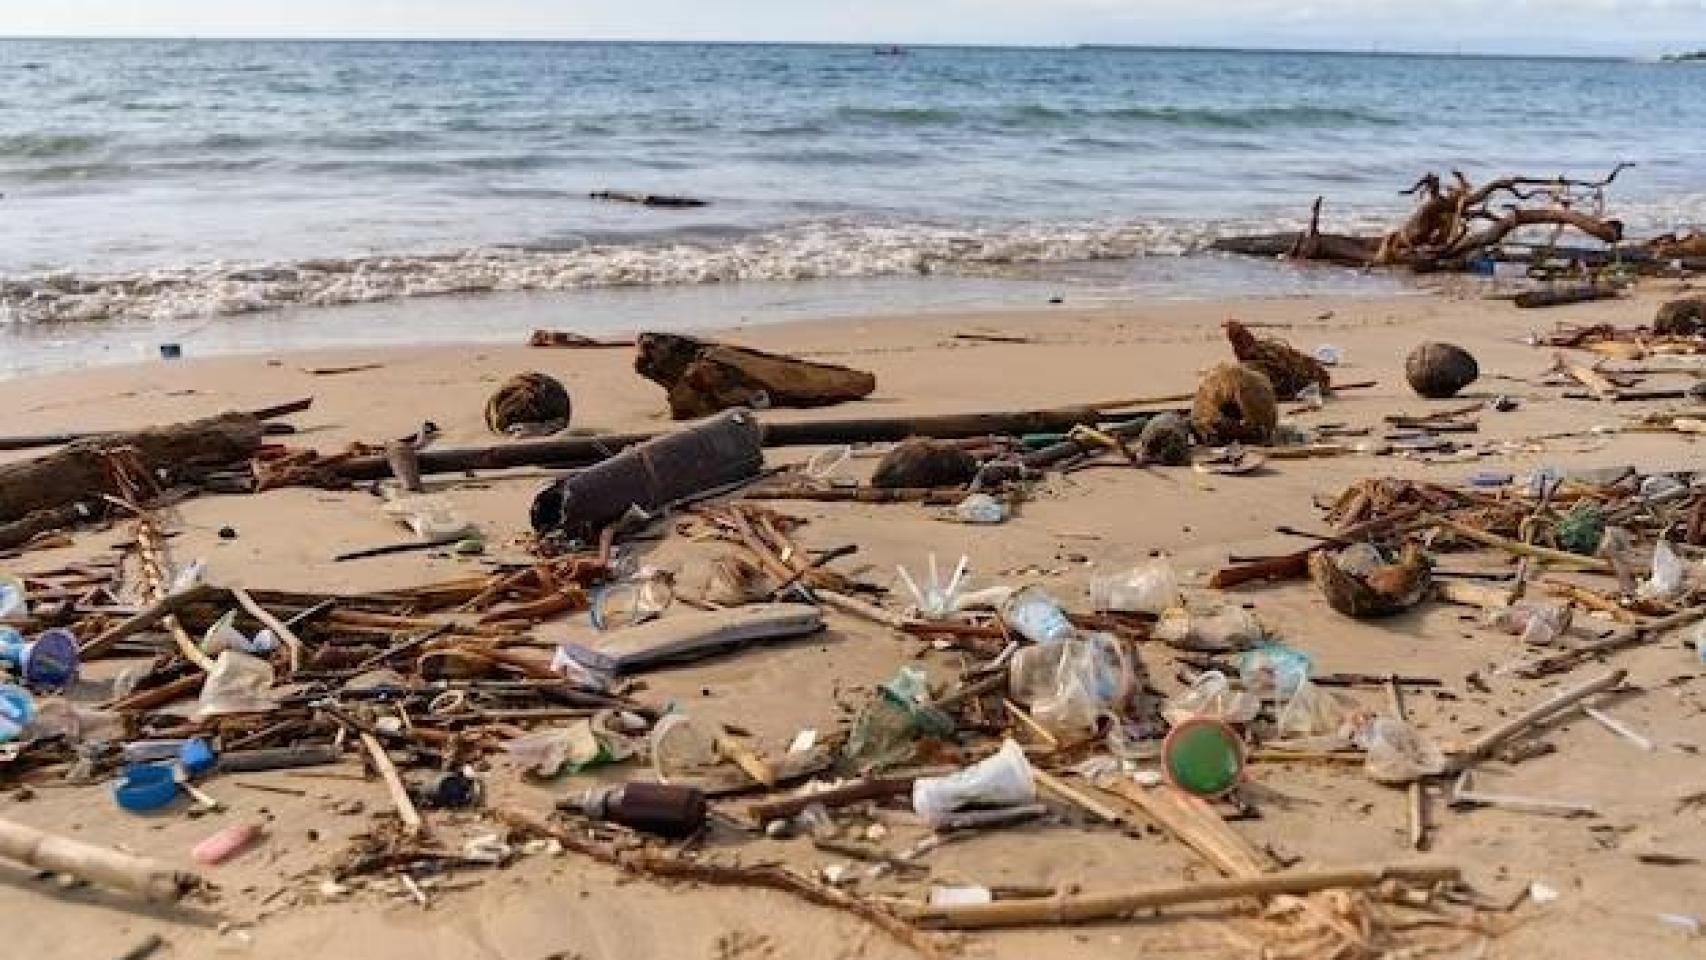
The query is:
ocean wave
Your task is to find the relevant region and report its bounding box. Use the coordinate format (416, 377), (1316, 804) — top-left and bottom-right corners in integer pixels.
(0, 133), (107, 159)
(0, 219), (1223, 325)
(835, 103), (1399, 131)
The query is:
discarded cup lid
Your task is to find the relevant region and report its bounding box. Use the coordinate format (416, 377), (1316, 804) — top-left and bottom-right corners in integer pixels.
(178, 737), (218, 778)
(114, 763), (180, 813)
(1161, 717), (1246, 799)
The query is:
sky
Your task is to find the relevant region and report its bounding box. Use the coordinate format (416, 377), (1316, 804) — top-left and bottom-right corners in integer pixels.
(3, 0), (1704, 56)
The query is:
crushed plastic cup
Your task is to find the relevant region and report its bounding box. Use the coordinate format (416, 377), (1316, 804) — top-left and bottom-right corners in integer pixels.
(1008, 633), (1132, 738)
(1000, 585), (1076, 644)
(0, 576), (27, 619)
(1154, 606), (1262, 652)
(194, 651), (278, 719)
(1484, 603), (1573, 646)
(1089, 560), (1180, 616)
(912, 739), (1036, 827)
(0, 683), (36, 743)
(1162, 717), (1246, 799)
(1238, 644), (1313, 702)
(1640, 540), (1686, 602)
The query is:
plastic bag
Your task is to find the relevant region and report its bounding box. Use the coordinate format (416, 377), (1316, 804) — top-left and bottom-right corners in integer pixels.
(844, 667), (956, 772)
(505, 712), (642, 778)
(201, 609), (279, 657)
(1238, 644), (1313, 702)
(1163, 671), (1259, 727)
(953, 493), (1007, 525)
(195, 651), (278, 718)
(1154, 606), (1262, 652)
(1640, 540), (1686, 602)
(912, 739), (1036, 827)
(1089, 560), (1180, 615)
(1360, 716), (1447, 784)
(1275, 679), (1353, 740)
(1008, 633), (1132, 738)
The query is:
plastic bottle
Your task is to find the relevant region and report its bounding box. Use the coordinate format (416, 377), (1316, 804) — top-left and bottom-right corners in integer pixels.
(0, 684), (35, 743)
(579, 782), (707, 838)
(1000, 585), (1076, 644)
(1089, 560), (1180, 615)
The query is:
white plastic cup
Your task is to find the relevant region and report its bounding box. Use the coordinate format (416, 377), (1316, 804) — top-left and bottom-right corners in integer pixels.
(912, 739), (1036, 826)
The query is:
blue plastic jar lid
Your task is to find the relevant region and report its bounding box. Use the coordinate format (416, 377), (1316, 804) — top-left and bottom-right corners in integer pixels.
(114, 764), (179, 813)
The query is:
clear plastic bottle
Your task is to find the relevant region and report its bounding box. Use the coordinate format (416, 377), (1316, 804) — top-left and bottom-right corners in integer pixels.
(0, 684), (36, 743)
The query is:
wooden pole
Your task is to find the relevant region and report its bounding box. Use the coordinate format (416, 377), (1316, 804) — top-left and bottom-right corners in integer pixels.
(0, 816), (202, 903)
(79, 583), (219, 659)
(1387, 677), (1429, 852)
(359, 733), (424, 836)
(901, 864), (1461, 929)
(1453, 669), (1625, 771)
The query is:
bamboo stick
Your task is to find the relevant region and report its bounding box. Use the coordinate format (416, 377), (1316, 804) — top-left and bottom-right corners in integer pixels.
(1436, 519), (1613, 572)
(359, 733), (423, 836)
(901, 863), (1461, 929)
(1387, 677), (1428, 852)
(1033, 769), (1124, 825)
(232, 588), (304, 675)
(0, 816), (202, 902)
(1453, 669), (1625, 771)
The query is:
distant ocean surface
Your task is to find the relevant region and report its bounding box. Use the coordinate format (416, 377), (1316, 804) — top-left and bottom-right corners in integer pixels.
(2, 40), (1706, 330)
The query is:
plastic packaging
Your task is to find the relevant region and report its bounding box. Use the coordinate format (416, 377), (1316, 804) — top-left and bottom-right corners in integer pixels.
(1640, 540), (1686, 602)
(1360, 716), (1447, 784)
(1089, 560), (1181, 616)
(1641, 474), (1687, 500)
(1314, 344), (1343, 366)
(954, 493), (1007, 525)
(650, 712), (723, 783)
(0, 626), (80, 687)
(844, 667), (956, 772)
(1484, 603), (1573, 646)
(504, 711), (641, 777)
(1008, 633), (1132, 738)
(1238, 644), (1313, 702)
(1000, 585), (1076, 645)
(1163, 671), (1259, 727)
(1153, 606), (1262, 652)
(200, 610), (278, 657)
(194, 651), (278, 719)
(912, 739), (1036, 827)
(897, 554), (969, 620)
(1276, 679), (1353, 740)
(590, 576), (675, 631)
(114, 763), (179, 812)
(0, 683), (36, 743)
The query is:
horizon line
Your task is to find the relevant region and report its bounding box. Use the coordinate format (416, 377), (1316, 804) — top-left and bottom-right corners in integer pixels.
(0, 36), (1659, 60)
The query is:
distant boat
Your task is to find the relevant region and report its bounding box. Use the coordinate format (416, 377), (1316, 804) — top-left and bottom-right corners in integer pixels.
(874, 46), (908, 57)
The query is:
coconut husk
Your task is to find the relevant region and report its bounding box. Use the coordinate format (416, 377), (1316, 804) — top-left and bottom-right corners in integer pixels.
(1309, 542), (1432, 619)
(1654, 296), (1706, 337)
(485, 372), (572, 434)
(1404, 343), (1479, 399)
(1191, 364), (1278, 445)
(1223, 319), (1331, 399)
(1137, 412), (1192, 466)
(871, 439), (978, 489)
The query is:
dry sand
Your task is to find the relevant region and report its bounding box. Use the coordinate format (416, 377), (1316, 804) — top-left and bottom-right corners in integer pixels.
(3, 284), (1706, 959)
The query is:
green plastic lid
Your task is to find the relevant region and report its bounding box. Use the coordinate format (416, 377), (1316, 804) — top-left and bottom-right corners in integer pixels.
(1162, 718), (1245, 798)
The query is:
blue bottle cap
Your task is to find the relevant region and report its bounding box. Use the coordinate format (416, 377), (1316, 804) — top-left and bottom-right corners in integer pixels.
(21, 628), (79, 687)
(178, 738), (217, 778)
(114, 764), (179, 813)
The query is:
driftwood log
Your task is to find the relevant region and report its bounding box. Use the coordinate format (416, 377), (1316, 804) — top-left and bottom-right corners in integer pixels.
(635, 332), (877, 419)
(0, 412), (265, 523)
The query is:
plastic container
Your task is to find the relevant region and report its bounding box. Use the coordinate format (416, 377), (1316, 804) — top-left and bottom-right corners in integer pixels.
(912, 739), (1036, 827)
(1162, 717), (1246, 799)
(114, 764), (179, 812)
(0, 626), (80, 687)
(1000, 585), (1076, 645)
(1154, 606), (1262, 652)
(1008, 633), (1132, 738)
(0, 684), (35, 743)
(1089, 561), (1180, 616)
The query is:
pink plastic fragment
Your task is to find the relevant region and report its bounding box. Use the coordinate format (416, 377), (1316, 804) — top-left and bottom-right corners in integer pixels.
(192, 822), (264, 866)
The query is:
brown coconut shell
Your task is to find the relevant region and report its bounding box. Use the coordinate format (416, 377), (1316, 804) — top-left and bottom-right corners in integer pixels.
(1309, 542), (1432, 619)
(1655, 296), (1706, 337)
(485, 372), (572, 434)
(1404, 342), (1479, 399)
(1191, 364), (1278, 445)
(871, 438), (979, 489)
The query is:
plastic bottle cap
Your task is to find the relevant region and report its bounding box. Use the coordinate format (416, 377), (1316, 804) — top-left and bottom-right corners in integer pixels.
(115, 764), (180, 813)
(1162, 717), (1246, 799)
(178, 738), (218, 778)
(21, 628), (80, 687)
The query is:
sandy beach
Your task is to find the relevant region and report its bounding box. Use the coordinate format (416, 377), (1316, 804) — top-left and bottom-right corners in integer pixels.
(2, 280), (1706, 960)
